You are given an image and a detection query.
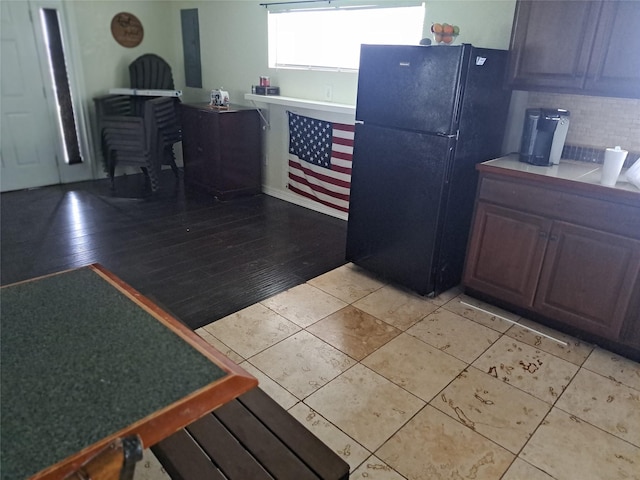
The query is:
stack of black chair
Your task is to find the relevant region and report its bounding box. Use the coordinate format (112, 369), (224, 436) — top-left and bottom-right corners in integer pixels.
(145, 96), (181, 179)
(99, 112), (156, 191)
(93, 54), (181, 192)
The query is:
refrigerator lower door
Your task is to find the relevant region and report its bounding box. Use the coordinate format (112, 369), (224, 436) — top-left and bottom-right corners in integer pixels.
(346, 124), (454, 296)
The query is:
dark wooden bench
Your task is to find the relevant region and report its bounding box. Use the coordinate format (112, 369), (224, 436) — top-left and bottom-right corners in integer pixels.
(151, 387), (350, 480)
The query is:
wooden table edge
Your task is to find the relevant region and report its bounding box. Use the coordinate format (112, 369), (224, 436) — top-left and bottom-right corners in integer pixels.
(21, 264), (258, 480)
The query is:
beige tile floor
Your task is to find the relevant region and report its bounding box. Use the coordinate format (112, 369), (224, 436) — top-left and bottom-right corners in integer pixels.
(135, 263), (640, 480)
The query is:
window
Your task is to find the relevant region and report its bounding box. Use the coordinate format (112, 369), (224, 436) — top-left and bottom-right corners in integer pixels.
(268, 1), (424, 71)
(40, 7), (82, 164)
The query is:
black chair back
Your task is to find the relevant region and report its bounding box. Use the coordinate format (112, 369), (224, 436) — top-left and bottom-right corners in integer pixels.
(129, 54), (175, 90)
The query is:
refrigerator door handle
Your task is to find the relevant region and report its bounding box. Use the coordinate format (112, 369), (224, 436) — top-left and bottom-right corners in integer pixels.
(444, 147), (456, 184)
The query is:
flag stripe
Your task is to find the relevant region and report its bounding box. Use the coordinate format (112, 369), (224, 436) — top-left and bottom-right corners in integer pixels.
(287, 111), (354, 213)
(288, 172), (350, 201)
(288, 184), (350, 213)
(331, 157), (352, 169)
(289, 158), (351, 190)
(333, 123), (355, 132)
(330, 164), (351, 175)
(332, 150), (353, 163)
(333, 136), (354, 147)
(289, 155), (351, 188)
(289, 158), (351, 191)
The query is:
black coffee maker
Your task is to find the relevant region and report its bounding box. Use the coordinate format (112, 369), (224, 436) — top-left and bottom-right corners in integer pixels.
(519, 108), (570, 166)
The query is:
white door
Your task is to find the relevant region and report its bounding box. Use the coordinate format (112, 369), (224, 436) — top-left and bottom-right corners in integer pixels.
(1, 0), (62, 192)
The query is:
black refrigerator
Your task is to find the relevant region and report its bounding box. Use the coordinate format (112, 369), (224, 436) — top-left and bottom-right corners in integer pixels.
(346, 44), (511, 296)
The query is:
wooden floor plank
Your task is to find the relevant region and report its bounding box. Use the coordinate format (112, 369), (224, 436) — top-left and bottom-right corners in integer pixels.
(213, 400), (320, 480)
(0, 171), (347, 329)
(238, 389), (350, 480)
(150, 429), (226, 480)
(186, 414), (273, 480)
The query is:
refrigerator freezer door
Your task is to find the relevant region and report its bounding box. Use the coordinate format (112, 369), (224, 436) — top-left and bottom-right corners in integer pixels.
(355, 44), (469, 134)
(346, 124), (455, 296)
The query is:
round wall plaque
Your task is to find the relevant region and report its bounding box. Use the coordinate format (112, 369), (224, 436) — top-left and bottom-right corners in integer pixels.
(111, 12), (144, 48)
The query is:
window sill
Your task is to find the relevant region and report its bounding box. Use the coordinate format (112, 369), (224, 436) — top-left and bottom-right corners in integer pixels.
(244, 93), (355, 115)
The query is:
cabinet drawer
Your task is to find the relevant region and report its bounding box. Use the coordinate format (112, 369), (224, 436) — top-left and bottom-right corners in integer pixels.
(478, 175), (640, 239)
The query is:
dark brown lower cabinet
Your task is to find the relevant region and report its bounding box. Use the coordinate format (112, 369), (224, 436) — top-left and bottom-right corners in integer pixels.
(464, 203), (550, 308)
(180, 103), (262, 199)
(534, 221), (640, 340)
(463, 169), (640, 358)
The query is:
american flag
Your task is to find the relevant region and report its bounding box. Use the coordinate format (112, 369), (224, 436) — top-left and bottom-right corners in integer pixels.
(287, 111), (354, 213)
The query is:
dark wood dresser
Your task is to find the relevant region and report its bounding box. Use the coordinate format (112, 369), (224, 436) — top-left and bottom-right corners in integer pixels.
(180, 103), (262, 199)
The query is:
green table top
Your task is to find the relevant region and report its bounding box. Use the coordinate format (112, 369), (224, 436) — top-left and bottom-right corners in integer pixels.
(1, 266), (227, 480)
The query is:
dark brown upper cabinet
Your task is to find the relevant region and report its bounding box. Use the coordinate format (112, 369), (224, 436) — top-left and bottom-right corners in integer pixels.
(585, 0), (640, 98)
(508, 0), (640, 99)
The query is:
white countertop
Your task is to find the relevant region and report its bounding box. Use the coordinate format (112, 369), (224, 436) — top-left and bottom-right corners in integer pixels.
(483, 154), (640, 194)
(244, 93), (356, 115)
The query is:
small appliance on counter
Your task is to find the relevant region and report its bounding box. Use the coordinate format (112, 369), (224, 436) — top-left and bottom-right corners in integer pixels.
(519, 108), (570, 166)
(210, 88), (230, 107)
(252, 75), (280, 96)
(252, 85), (280, 95)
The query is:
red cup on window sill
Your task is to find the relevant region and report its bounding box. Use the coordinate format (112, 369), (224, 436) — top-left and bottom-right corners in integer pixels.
(259, 76), (270, 87)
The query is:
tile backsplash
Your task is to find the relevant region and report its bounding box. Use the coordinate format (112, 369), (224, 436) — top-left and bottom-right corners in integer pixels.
(559, 143), (637, 168)
(527, 92), (640, 153)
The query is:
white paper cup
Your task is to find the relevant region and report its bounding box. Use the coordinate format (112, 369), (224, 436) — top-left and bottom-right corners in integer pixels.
(601, 147), (628, 186)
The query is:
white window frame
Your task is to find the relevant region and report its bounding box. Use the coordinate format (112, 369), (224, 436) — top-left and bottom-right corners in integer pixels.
(266, 1), (425, 71)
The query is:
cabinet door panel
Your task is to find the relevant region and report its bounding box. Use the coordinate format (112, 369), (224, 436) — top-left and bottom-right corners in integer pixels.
(181, 107), (218, 190)
(508, 0), (601, 90)
(586, 0), (640, 97)
(534, 221), (640, 339)
(463, 203), (551, 307)
(180, 106), (200, 179)
(218, 111), (261, 192)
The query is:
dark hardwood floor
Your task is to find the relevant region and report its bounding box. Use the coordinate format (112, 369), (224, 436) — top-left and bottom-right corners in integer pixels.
(1, 171), (348, 329)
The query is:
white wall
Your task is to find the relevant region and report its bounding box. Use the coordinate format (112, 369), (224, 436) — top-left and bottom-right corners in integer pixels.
(69, 0), (517, 107)
(71, 1), (176, 99)
(67, 0), (517, 205)
(163, 0), (517, 106)
(268, 0), (517, 105)
(168, 1), (269, 105)
(424, 0), (516, 50)
(70, 1), (177, 175)
(252, 0), (517, 216)
(163, 1), (360, 106)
